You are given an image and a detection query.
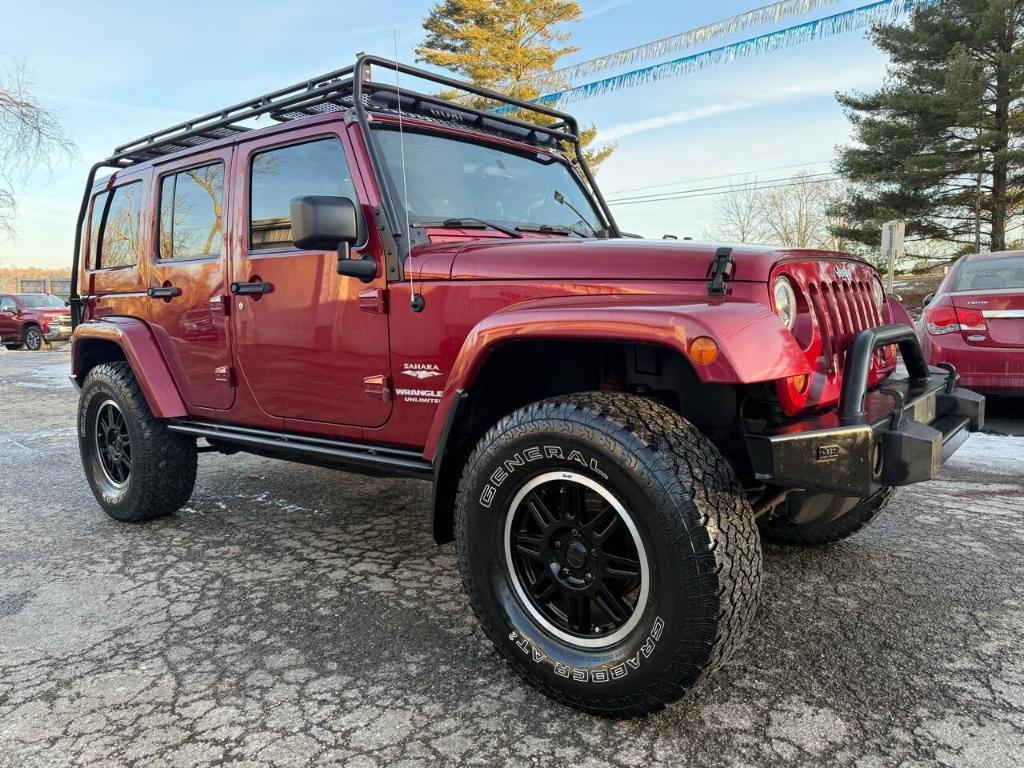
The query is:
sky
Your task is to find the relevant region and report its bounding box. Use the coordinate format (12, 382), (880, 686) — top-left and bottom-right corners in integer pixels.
(0, 0), (890, 267)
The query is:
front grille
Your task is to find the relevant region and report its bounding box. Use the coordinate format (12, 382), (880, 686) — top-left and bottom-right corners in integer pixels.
(807, 279), (884, 372)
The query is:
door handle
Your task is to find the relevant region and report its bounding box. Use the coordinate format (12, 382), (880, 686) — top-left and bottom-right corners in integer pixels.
(230, 281), (273, 296)
(147, 286), (182, 299)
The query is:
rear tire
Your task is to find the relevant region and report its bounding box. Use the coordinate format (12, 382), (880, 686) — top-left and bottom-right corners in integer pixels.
(78, 361), (197, 522)
(455, 391), (761, 717)
(758, 486), (894, 546)
(22, 325), (42, 351)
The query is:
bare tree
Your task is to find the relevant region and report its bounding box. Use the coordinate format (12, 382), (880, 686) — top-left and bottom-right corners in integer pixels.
(0, 61), (75, 238)
(760, 172), (836, 249)
(707, 171), (850, 251)
(706, 177), (766, 243)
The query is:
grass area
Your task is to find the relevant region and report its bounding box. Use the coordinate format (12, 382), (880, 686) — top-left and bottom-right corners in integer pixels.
(891, 272), (946, 318)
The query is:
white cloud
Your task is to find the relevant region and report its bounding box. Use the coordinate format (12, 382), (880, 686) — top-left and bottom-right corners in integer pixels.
(581, 0), (636, 20)
(595, 63), (882, 142)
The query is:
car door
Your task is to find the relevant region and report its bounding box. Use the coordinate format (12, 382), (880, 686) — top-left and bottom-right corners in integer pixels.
(0, 295), (17, 342)
(147, 148), (235, 410)
(229, 129), (391, 428)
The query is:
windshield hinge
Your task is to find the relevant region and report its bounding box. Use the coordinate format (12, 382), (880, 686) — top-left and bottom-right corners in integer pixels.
(358, 287), (387, 314)
(707, 247), (735, 296)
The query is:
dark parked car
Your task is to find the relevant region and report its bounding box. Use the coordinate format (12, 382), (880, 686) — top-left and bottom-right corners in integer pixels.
(0, 293), (72, 350)
(68, 56), (983, 716)
(919, 251), (1024, 395)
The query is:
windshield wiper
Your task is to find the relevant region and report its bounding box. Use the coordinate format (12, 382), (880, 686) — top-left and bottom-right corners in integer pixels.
(516, 224), (588, 238)
(438, 217), (523, 238)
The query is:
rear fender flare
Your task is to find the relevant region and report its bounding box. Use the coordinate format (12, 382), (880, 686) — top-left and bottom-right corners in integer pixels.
(71, 319), (187, 419)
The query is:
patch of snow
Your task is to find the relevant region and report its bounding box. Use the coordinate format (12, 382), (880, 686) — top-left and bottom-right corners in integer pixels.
(944, 433), (1024, 477)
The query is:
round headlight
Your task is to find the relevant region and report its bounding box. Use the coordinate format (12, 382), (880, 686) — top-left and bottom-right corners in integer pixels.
(772, 276), (798, 330)
(872, 279), (885, 308)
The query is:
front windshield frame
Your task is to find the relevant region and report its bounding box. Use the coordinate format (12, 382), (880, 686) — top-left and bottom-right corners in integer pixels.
(19, 294), (66, 309)
(373, 125), (610, 237)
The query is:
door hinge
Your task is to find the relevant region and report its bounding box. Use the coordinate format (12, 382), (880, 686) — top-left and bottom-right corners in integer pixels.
(358, 287), (387, 314)
(210, 295), (229, 315)
(214, 365), (236, 387)
(363, 374), (392, 401)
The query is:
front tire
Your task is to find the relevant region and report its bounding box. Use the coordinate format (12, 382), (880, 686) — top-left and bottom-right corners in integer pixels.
(455, 392), (761, 717)
(23, 325), (43, 351)
(78, 361), (197, 522)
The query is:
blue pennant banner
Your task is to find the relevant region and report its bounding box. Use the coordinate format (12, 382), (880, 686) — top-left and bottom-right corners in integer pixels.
(529, 0), (848, 92)
(496, 0), (940, 112)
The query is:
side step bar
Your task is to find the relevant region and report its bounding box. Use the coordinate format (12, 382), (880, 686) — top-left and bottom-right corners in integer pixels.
(167, 420), (433, 480)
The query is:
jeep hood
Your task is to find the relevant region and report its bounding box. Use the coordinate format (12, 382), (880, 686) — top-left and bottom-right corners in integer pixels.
(422, 237), (858, 283)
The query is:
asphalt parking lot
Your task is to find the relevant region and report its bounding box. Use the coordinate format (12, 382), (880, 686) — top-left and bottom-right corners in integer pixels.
(1, 348), (1022, 767)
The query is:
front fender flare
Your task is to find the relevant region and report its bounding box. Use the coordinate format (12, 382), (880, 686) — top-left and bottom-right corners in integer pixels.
(72, 318), (187, 419)
(423, 294), (809, 462)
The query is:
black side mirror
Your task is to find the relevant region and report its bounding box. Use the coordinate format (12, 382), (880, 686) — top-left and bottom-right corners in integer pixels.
(922, 292), (934, 308)
(291, 195), (359, 249)
(290, 195), (376, 283)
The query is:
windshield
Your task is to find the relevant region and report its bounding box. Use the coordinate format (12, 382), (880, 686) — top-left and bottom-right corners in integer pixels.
(19, 295), (65, 308)
(375, 129), (604, 235)
(953, 255), (1024, 291)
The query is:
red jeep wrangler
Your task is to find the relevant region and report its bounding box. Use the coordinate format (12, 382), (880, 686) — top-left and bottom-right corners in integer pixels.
(0, 293), (72, 350)
(69, 57), (983, 716)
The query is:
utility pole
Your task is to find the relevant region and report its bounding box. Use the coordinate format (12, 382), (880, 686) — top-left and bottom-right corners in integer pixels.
(975, 141), (983, 253)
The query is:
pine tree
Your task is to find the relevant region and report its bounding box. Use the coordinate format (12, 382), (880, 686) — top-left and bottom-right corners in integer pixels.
(416, 0), (614, 169)
(833, 0), (1024, 253)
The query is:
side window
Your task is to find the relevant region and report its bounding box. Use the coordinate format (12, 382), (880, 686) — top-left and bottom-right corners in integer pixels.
(249, 137), (359, 251)
(0, 296), (16, 313)
(88, 191), (109, 270)
(158, 162), (225, 261)
(90, 183), (143, 270)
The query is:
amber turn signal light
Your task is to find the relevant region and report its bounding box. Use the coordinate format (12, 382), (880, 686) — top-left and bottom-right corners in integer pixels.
(689, 336), (719, 365)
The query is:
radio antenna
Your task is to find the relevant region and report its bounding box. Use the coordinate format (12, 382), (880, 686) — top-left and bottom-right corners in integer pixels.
(392, 33), (423, 312)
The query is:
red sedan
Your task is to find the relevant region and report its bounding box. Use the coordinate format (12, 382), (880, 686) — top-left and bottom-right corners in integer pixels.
(918, 251), (1024, 395)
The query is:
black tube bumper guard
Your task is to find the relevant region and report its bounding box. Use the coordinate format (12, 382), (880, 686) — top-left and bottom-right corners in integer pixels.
(745, 325), (985, 497)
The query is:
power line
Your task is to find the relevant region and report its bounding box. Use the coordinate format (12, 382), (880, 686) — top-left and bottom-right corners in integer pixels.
(606, 172), (841, 206)
(603, 160), (831, 196)
(608, 176), (842, 206)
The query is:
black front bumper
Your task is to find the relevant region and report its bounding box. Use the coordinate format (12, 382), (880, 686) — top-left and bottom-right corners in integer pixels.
(745, 325), (985, 497)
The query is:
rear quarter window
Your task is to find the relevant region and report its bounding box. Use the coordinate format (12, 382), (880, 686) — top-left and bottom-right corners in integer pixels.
(89, 181), (144, 270)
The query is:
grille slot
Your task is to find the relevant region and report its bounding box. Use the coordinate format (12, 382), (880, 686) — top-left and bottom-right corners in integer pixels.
(810, 278), (881, 371)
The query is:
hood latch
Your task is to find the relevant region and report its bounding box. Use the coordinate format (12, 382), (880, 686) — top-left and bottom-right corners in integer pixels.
(707, 247), (735, 296)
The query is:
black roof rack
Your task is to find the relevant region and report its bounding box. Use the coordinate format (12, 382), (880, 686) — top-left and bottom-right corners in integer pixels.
(70, 55), (620, 323)
(108, 57), (579, 166)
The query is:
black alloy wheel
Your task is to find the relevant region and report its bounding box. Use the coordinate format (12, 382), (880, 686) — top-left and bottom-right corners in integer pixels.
(94, 399), (132, 488)
(505, 471), (649, 648)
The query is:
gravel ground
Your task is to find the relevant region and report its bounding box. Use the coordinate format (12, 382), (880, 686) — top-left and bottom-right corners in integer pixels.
(1, 348), (1022, 767)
